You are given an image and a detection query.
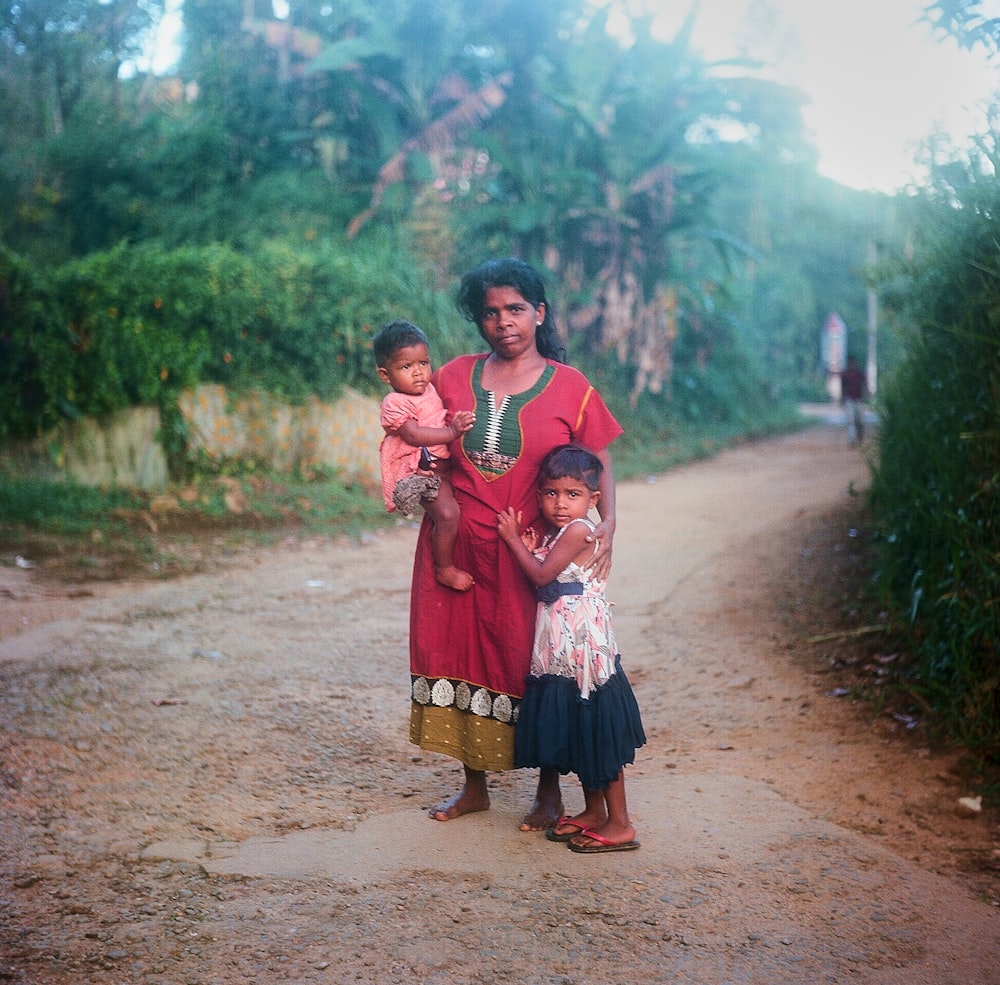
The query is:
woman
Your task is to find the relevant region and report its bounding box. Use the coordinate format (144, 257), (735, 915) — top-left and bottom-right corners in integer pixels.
(409, 257), (623, 829)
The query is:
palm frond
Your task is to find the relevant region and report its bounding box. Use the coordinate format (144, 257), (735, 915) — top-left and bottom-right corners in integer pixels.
(347, 72), (513, 239)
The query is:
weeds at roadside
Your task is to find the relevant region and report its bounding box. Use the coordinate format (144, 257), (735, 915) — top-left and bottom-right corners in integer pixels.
(0, 471), (396, 582)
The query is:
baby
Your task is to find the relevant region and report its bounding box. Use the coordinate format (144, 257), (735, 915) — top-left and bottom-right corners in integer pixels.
(373, 319), (475, 591)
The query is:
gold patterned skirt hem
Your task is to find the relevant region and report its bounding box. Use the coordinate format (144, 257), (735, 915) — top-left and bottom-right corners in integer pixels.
(409, 702), (515, 773)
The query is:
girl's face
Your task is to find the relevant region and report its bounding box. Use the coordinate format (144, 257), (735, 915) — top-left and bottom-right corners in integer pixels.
(480, 286), (544, 362)
(537, 475), (599, 529)
(377, 342), (432, 397)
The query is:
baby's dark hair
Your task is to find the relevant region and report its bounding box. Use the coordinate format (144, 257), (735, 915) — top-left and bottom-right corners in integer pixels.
(538, 444), (603, 492)
(372, 319), (429, 368)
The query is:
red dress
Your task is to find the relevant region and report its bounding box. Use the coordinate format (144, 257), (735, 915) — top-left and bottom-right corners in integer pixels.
(408, 354), (623, 771)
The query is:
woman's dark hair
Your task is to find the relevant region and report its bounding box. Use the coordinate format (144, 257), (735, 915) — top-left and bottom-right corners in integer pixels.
(456, 257), (566, 362)
(538, 444), (603, 492)
(372, 319), (428, 368)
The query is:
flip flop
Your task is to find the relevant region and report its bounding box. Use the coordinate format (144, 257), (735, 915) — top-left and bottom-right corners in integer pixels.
(545, 816), (586, 842)
(567, 828), (640, 854)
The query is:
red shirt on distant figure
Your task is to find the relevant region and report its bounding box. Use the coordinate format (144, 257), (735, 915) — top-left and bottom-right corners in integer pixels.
(840, 356), (867, 402)
(839, 356), (868, 445)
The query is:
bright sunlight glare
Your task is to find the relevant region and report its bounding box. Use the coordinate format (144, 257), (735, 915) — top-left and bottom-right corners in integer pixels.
(603, 0), (1000, 192)
(142, 0), (1000, 193)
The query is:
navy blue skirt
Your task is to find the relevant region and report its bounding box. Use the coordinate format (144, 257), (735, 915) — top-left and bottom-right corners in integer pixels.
(514, 656), (646, 790)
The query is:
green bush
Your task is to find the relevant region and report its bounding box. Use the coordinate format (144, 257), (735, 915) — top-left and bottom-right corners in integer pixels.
(869, 171), (1000, 764)
(0, 235), (482, 455)
(0, 245), (61, 440)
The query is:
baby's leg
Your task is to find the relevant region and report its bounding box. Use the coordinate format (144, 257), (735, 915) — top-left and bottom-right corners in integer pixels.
(423, 480), (474, 591)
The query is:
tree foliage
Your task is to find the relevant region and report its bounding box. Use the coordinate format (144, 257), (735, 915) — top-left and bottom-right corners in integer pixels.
(925, 0), (1000, 52)
(0, 0), (903, 429)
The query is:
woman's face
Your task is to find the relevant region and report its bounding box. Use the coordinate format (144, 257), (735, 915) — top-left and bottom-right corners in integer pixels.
(480, 286), (545, 362)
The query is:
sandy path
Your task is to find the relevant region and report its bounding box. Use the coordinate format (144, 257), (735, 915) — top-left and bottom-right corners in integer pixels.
(1, 422), (998, 984)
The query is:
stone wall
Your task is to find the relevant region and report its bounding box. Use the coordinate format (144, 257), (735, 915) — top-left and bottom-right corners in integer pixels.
(1, 406), (169, 491)
(1, 386), (383, 492)
(178, 385), (382, 487)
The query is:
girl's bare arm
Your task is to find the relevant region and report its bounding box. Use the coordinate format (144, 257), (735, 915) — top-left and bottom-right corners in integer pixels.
(497, 510), (592, 586)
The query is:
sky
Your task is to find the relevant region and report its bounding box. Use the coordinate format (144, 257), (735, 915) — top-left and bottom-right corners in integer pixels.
(633, 0), (1000, 193)
(146, 0), (1000, 195)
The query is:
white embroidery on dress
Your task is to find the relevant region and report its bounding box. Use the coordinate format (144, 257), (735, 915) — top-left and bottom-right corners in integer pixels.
(483, 391), (511, 455)
(431, 678), (455, 707)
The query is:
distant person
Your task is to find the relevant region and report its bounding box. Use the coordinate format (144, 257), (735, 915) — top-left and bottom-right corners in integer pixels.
(373, 320), (476, 591)
(839, 355), (868, 446)
(497, 444), (644, 853)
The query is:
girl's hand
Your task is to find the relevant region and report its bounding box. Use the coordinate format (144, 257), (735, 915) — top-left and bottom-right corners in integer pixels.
(496, 507), (522, 545)
(586, 517), (615, 580)
(520, 525), (539, 552)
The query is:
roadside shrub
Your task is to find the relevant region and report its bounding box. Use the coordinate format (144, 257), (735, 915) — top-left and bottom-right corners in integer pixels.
(869, 168), (1000, 764)
(0, 234), (481, 457)
(0, 245), (60, 441)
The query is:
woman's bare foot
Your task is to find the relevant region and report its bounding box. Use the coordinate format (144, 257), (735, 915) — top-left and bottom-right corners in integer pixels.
(430, 771), (490, 821)
(435, 566), (475, 591)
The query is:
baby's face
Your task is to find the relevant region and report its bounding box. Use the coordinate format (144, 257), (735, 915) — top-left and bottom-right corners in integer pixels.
(378, 342), (433, 397)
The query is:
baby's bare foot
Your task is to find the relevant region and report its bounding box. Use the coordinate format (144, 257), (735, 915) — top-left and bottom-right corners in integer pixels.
(435, 566), (475, 591)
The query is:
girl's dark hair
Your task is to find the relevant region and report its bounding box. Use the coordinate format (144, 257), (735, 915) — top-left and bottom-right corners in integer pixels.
(456, 257), (566, 362)
(372, 319), (429, 368)
(538, 444), (603, 492)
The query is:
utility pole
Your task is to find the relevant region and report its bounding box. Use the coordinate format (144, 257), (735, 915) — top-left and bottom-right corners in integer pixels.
(866, 236), (878, 396)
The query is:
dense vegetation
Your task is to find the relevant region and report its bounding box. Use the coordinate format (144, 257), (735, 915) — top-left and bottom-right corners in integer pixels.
(870, 145), (1000, 772)
(856, 0), (1000, 780)
(1, 0), (897, 451)
(1, 0), (998, 776)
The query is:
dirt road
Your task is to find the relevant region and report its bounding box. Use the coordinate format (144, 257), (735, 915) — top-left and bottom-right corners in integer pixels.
(2, 422), (998, 984)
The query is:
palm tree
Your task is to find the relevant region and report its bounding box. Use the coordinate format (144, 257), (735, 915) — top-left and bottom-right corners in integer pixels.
(461, 8), (738, 400)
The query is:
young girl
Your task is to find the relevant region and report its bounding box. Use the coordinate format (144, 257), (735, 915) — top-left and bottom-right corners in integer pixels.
(374, 319), (476, 591)
(497, 444), (645, 853)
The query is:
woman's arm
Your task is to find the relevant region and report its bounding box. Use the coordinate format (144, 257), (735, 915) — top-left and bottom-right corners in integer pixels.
(586, 446), (616, 579)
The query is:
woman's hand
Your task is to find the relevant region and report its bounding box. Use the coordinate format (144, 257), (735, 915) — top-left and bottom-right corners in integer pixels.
(586, 447), (617, 580)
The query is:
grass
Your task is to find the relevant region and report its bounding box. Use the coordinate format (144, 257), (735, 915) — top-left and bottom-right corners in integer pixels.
(0, 470), (397, 582)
